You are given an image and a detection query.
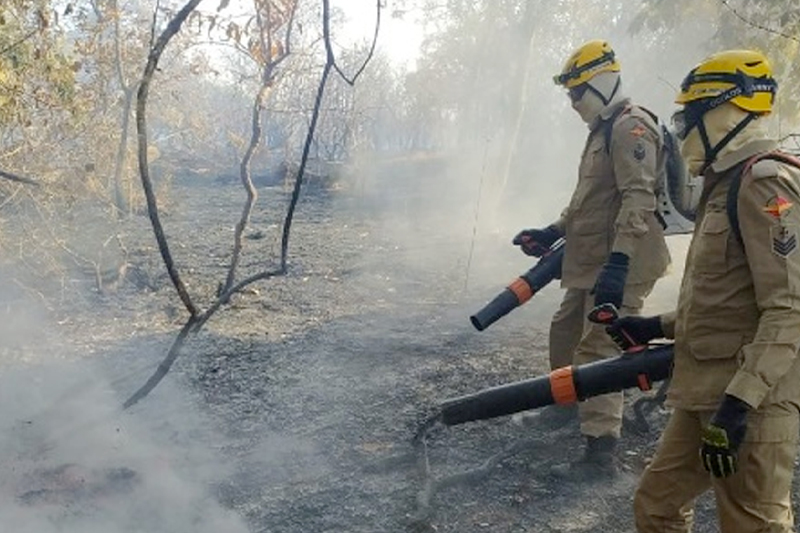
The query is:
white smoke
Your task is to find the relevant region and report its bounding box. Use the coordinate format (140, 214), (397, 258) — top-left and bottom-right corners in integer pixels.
(0, 355), (248, 533)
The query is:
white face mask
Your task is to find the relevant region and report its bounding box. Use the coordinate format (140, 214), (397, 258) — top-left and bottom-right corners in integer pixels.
(570, 71), (624, 125)
(679, 126), (706, 176)
(677, 104), (767, 175)
(572, 89), (604, 124)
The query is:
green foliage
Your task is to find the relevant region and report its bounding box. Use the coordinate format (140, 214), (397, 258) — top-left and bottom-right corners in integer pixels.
(0, 3), (79, 128)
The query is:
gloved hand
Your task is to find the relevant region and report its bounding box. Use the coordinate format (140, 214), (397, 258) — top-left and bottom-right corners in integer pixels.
(512, 225), (562, 257)
(700, 394), (750, 478)
(593, 252), (629, 309)
(605, 315), (663, 351)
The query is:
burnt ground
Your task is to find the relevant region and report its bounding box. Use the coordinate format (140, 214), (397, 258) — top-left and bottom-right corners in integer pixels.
(1, 172), (797, 532)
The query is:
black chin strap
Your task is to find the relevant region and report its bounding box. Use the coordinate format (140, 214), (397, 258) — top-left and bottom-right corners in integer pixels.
(586, 76), (621, 106)
(697, 112), (757, 173)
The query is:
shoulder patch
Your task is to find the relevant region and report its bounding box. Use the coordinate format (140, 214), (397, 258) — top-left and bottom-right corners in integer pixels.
(750, 159), (781, 180)
(614, 111), (657, 135)
(764, 195), (793, 219)
(633, 141), (646, 160)
(629, 124), (646, 137)
(771, 224), (798, 258)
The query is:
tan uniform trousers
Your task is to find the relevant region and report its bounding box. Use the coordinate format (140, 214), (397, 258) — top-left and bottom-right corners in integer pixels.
(634, 405), (800, 532)
(548, 282), (654, 438)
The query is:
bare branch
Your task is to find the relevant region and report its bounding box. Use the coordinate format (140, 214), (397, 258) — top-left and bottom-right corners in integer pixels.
(719, 0), (800, 43)
(0, 29), (39, 57)
(280, 0), (336, 271)
(195, 267), (284, 331)
(150, 0), (163, 48)
(135, 0), (203, 318)
(332, 0), (382, 86)
(221, 0), (298, 296)
(122, 317), (198, 409)
(123, 0), (304, 407)
(780, 132), (800, 153)
(0, 169), (39, 186)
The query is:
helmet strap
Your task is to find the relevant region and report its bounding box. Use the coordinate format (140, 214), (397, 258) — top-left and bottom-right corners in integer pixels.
(697, 112), (757, 173)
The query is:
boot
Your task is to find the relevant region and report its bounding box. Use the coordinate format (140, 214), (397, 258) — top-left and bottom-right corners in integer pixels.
(511, 404), (578, 430)
(549, 435), (619, 481)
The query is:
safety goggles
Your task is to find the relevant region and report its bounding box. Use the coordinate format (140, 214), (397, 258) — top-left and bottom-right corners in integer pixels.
(671, 107), (702, 141)
(680, 71), (776, 100)
(568, 84), (589, 103)
(553, 50), (616, 86)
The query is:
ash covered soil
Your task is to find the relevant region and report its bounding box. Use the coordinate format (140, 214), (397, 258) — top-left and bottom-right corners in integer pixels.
(2, 172), (799, 532)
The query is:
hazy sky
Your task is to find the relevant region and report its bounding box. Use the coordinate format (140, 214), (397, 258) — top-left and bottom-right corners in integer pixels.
(337, 1), (424, 67)
(213, 0), (423, 67)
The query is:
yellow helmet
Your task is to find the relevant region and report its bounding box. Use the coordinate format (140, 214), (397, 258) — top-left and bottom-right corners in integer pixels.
(553, 40), (620, 89)
(675, 49), (777, 113)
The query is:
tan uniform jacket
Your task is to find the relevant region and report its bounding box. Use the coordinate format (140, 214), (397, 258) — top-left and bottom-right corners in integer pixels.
(662, 140), (800, 411)
(554, 99), (670, 290)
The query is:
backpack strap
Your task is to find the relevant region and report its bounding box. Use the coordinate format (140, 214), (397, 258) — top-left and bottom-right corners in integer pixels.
(728, 151), (800, 248)
(726, 170), (744, 248)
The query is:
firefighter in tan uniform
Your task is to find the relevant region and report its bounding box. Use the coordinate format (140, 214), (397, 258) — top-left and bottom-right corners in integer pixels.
(513, 40), (670, 478)
(607, 50), (800, 532)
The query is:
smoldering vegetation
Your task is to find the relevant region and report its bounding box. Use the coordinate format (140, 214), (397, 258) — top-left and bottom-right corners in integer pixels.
(0, 310), (249, 532)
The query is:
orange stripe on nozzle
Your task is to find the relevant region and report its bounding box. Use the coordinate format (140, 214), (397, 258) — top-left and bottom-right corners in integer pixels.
(507, 278), (534, 304)
(549, 366), (578, 404)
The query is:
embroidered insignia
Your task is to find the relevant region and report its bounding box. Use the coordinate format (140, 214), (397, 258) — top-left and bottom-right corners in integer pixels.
(764, 196), (793, 219)
(771, 224), (798, 258)
(630, 125), (646, 137)
(633, 142), (646, 161)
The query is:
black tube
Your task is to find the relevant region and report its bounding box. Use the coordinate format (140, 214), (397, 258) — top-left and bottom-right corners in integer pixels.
(469, 241), (564, 331)
(439, 374), (554, 426)
(518, 242), (564, 292)
(438, 344), (673, 427)
(573, 344), (673, 399)
(469, 289), (520, 331)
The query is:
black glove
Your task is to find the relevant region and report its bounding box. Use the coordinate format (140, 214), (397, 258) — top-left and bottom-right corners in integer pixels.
(593, 252), (629, 309)
(700, 395), (750, 478)
(605, 315), (663, 351)
(512, 225), (562, 257)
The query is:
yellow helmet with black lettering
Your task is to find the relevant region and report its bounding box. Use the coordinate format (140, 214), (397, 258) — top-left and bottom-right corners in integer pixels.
(553, 40), (620, 89)
(675, 49), (776, 114)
